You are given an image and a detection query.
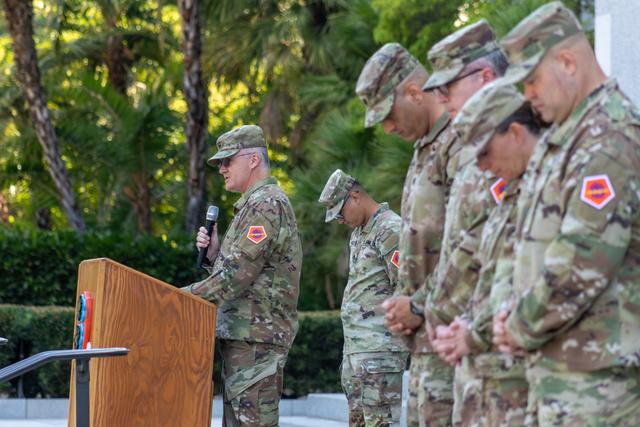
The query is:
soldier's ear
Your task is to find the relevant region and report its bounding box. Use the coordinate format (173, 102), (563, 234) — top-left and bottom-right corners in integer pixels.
(509, 122), (525, 144)
(480, 67), (496, 84)
(349, 190), (361, 204)
(556, 49), (577, 76)
(405, 82), (423, 103)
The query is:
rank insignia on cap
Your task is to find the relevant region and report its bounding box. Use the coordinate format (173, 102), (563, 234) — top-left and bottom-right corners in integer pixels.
(581, 174), (615, 209)
(491, 178), (507, 205)
(247, 226), (267, 244)
(391, 250), (400, 268)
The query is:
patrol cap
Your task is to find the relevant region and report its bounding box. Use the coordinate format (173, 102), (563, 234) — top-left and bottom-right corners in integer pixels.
(500, 1), (583, 84)
(318, 169), (357, 223)
(452, 81), (526, 156)
(207, 125), (267, 166)
(423, 19), (500, 91)
(355, 43), (421, 128)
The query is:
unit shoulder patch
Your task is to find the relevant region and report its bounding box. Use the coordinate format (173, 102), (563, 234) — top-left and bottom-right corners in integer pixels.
(247, 225), (268, 244)
(580, 174), (615, 210)
(490, 178), (507, 205)
(391, 250), (400, 268)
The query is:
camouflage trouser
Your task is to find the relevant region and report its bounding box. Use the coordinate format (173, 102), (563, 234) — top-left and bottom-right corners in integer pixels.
(219, 339), (288, 427)
(526, 363), (640, 427)
(407, 352), (454, 427)
(341, 351), (407, 426)
(453, 353), (527, 427)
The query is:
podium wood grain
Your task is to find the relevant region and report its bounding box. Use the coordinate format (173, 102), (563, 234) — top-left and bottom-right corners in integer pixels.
(68, 258), (217, 427)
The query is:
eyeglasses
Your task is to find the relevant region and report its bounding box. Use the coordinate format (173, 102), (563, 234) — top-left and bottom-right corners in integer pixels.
(335, 194), (351, 222)
(219, 152), (254, 168)
(433, 68), (483, 98)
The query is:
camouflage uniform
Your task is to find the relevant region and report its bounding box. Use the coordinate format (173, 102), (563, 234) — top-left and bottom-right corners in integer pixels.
(184, 125), (302, 427)
(355, 43), (462, 427)
(450, 84), (533, 427)
(319, 169), (408, 427)
(422, 21), (506, 426)
(500, 3), (640, 426)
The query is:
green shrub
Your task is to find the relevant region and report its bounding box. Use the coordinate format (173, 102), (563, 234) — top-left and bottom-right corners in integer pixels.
(283, 311), (343, 397)
(0, 228), (333, 311)
(0, 305), (344, 398)
(0, 228), (200, 307)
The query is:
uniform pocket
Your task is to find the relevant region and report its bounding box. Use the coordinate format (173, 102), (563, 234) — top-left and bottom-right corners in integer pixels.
(360, 355), (406, 408)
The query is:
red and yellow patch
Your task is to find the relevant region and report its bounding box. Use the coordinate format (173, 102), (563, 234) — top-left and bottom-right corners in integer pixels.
(580, 174), (615, 209)
(247, 225), (267, 244)
(490, 178), (507, 205)
(391, 250), (399, 268)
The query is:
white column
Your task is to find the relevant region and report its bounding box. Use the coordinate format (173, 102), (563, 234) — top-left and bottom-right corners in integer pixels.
(595, 0), (640, 105)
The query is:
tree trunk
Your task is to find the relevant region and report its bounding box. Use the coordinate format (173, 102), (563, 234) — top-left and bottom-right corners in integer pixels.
(122, 173), (152, 234)
(105, 32), (130, 95)
(179, 0), (209, 234)
(3, 0), (85, 232)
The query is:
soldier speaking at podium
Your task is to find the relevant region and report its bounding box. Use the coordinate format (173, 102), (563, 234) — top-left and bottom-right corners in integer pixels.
(182, 125), (303, 427)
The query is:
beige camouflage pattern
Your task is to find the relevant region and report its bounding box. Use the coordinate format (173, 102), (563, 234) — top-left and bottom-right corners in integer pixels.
(339, 202), (407, 425)
(423, 20), (499, 91)
(456, 179), (528, 427)
(220, 339), (288, 427)
(456, 358), (527, 427)
(425, 156), (499, 328)
(186, 177), (302, 348)
(341, 351), (407, 426)
(208, 124), (269, 165)
(319, 169), (356, 222)
(397, 114), (465, 427)
(452, 82), (526, 157)
(355, 43), (420, 128)
(342, 202), (407, 355)
(500, 1), (583, 84)
(407, 353), (455, 427)
(506, 81), (640, 423)
(526, 364), (640, 427)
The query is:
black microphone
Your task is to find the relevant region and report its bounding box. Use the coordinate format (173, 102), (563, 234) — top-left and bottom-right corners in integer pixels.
(197, 205), (219, 268)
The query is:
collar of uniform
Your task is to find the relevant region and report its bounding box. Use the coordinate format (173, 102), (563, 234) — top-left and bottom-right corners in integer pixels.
(504, 177), (521, 199)
(233, 176), (277, 212)
(414, 111), (450, 149)
(362, 202), (390, 234)
(548, 78), (617, 147)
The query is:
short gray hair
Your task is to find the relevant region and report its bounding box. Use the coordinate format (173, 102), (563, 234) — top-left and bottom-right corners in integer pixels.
(241, 147), (270, 168)
(470, 49), (509, 77)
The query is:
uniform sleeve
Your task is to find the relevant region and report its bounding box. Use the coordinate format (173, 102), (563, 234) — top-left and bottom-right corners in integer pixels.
(185, 199), (282, 305)
(377, 227), (400, 289)
(506, 146), (639, 350)
(426, 175), (493, 326)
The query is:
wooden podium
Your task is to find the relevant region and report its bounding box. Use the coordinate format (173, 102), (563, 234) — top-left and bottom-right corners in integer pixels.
(68, 258), (217, 427)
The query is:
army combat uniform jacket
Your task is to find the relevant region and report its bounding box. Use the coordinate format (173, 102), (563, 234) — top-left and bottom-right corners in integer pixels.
(507, 80), (640, 371)
(398, 113), (462, 353)
(343, 203), (406, 355)
(186, 177), (302, 349)
(425, 151), (501, 329)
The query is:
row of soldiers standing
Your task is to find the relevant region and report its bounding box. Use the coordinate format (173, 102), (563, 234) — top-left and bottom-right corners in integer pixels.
(318, 1), (640, 426)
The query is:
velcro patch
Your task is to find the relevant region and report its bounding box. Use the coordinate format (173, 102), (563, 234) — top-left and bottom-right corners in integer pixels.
(491, 178), (507, 205)
(391, 250), (399, 268)
(580, 174), (615, 209)
(247, 225), (267, 244)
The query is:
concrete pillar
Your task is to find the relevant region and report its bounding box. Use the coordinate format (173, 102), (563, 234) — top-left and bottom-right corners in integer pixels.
(595, 0), (640, 105)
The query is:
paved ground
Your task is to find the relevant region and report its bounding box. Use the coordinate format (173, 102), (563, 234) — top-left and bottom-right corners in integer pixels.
(0, 418), (347, 427)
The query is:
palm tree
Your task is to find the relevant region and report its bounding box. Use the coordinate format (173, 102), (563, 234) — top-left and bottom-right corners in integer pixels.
(2, 0), (85, 232)
(178, 0), (209, 233)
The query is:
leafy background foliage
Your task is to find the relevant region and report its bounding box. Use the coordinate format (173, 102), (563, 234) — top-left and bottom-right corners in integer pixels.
(0, 0), (593, 310)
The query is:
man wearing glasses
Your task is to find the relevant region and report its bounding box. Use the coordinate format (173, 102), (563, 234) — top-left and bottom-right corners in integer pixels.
(384, 20), (508, 426)
(355, 42), (460, 427)
(183, 125), (302, 427)
(319, 169), (408, 427)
